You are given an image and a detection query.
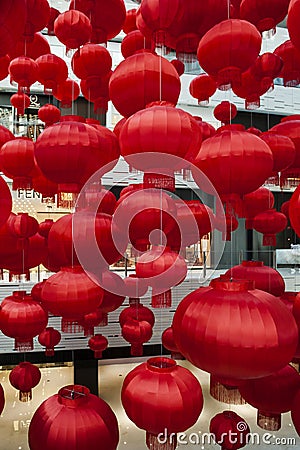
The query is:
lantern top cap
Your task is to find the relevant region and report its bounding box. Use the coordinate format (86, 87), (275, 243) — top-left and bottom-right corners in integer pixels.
(241, 260), (264, 267)
(210, 277), (255, 291)
(58, 385), (90, 407)
(147, 357), (176, 372)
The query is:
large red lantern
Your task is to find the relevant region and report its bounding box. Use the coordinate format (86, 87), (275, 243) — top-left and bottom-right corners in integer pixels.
(0, 138), (35, 190)
(54, 10), (92, 52)
(253, 208), (287, 246)
(9, 362), (41, 402)
(136, 246), (187, 308)
(274, 40), (300, 87)
(88, 334), (108, 359)
(109, 51), (181, 118)
(9, 56), (38, 93)
(122, 318), (153, 356)
(173, 278), (298, 381)
(239, 365), (300, 431)
(24, 0), (50, 42)
(0, 291), (48, 351)
(38, 327), (61, 357)
(210, 411), (250, 450)
(41, 266), (103, 333)
(240, 0), (290, 37)
(197, 19), (262, 90)
(10, 93), (30, 115)
(10, 32), (51, 61)
(36, 54), (68, 94)
(71, 43), (112, 80)
(0, 175), (12, 229)
(225, 260), (285, 297)
(122, 356), (203, 450)
(28, 385), (119, 450)
(189, 74), (217, 105)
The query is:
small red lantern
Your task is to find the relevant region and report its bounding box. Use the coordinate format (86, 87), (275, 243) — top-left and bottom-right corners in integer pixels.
(214, 101), (237, 124)
(9, 362), (41, 402)
(0, 138), (35, 190)
(210, 411), (250, 450)
(189, 74), (217, 105)
(170, 59), (185, 76)
(232, 67), (271, 109)
(29, 385), (119, 450)
(0, 291), (48, 351)
(121, 30), (154, 58)
(38, 104), (61, 127)
(123, 8), (138, 34)
(274, 40), (300, 87)
(79, 309), (104, 337)
(36, 54), (68, 94)
(253, 208), (287, 246)
(240, 187), (274, 228)
(260, 132), (296, 173)
(122, 356), (203, 450)
(119, 303), (155, 328)
(9, 56), (38, 93)
(162, 326), (184, 360)
(122, 318), (153, 356)
(10, 93), (30, 115)
(72, 43), (112, 80)
(88, 334), (108, 359)
(7, 213), (39, 250)
(251, 52), (283, 88)
(38, 327), (61, 357)
(97, 271), (126, 326)
(54, 10), (92, 53)
(52, 78), (80, 109)
(239, 364), (300, 431)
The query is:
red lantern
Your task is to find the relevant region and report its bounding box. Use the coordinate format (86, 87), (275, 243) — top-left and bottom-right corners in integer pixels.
(0, 124), (15, 149)
(251, 52), (283, 88)
(0, 1), (27, 57)
(47, 7), (60, 36)
(210, 411), (250, 450)
(189, 74), (217, 105)
(36, 54), (68, 94)
(23, 0), (50, 42)
(121, 30), (154, 58)
(274, 40), (300, 87)
(41, 266), (103, 333)
(79, 309), (104, 337)
(122, 356), (203, 450)
(28, 384), (119, 450)
(119, 303), (155, 328)
(0, 54), (10, 81)
(193, 116), (216, 140)
(240, 0), (290, 37)
(214, 101), (237, 124)
(80, 71), (111, 114)
(240, 365), (300, 431)
(38, 327), (61, 357)
(0, 384), (4, 415)
(9, 56), (38, 93)
(38, 104), (61, 127)
(225, 260), (285, 297)
(10, 32), (51, 61)
(97, 271), (126, 326)
(232, 67), (271, 109)
(197, 19), (262, 90)
(52, 78), (80, 109)
(109, 51), (181, 118)
(88, 334), (108, 359)
(173, 278), (298, 380)
(260, 132), (296, 174)
(281, 200), (290, 221)
(247, 126), (262, 136)
(9, 362), (41, 402)
(123, 274), (148, 302)
(136, 246), (187, 308)
(0, 138), (35, 190)
(10, 93), (30, 115)
(7, 213), (39, 250)
(162, 326), (184, 360)
(54, 10), (92, 53)
(193, 130), (273, 214)
(123, 8), (138, 34)
(253, 209), (287, 246)
(214, 212), (239, 241)
(72, 43), (112, 80)
(0, 175), (12, 229)
(0, 291), (48, 351)
(122, 318), (153, 356)
(170, 59), (185, 76)
(240, 187), (274, 228)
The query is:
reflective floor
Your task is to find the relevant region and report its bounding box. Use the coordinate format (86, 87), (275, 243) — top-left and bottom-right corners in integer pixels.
(0, 359), (298, 449)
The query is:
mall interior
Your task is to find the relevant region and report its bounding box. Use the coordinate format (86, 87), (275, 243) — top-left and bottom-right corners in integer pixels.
(1, 1), (300, 449)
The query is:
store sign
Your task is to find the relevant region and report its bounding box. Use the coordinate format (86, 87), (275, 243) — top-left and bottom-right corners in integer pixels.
(17, 189), (42, 200)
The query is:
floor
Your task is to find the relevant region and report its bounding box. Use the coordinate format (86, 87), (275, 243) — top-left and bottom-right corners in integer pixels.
(0, 359), (298, 449)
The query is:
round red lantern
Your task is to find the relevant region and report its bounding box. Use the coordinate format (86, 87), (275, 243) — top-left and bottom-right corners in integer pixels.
(7, 213), (39, 250)
(251, 52), (283, 88)
(122, 356), (203, 450)
(88, 333), (108, 359)
(0, 138), (35, 190)
(232, 67), (271, 110)
(23, 0), (50, 42)
(10, 32), (51, 61)
(189, 74), (217, 105)
(121, 30), (154, 58)
(123, 274), (148, 302)
(253, 208), (287, 246)
(119, 303), (155, 328)
(123, 8), (138, 34)
(52, 78), (80, 109)
(79, 309), (104, 337)
(172, 278), (298, 380)
(197, 19), (262, 90)
(136, 246), (187, 308)
(122, 318), (153, 356)
(0, 54), (10, 81)
(240, 187), (274, 228)
(80, 71), (111, 114)
(38, 327), (61, 357)
(54, 10), (92, 52)
(10, 93), (30, 115)
(0, 0), (27, 57)
(28, 384), (119, 450)
(41, 266), (103, 333)
(9, 362), (41, 402)
(281, 200), (290, 221)
(38, 104), (61, 127)
(240, 0), (290, 37)
(0, 384), (4, 415)
(0, 175), (12, 229)
(225, 260), (285, 297)
(239, 364), (300, 431)
(170, 59), (185, 76)
(109, 51), (181, 118)
(162, 326), (184, 360)
(274, 40), (300, 87)
(214, 101), (238, 124)
(36, 54), (68, 94)
(260, 132), (296, 173)
(9, 56), (38, 93)
(97, 270), (126, 326)
(72, 43), (112, 80)
(0, 291), (48, 351)
(31, 280), (45, 303)
(210, 411), (250, 450)
(47, 7), (60, 36)
(193, 117), (216, 140)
